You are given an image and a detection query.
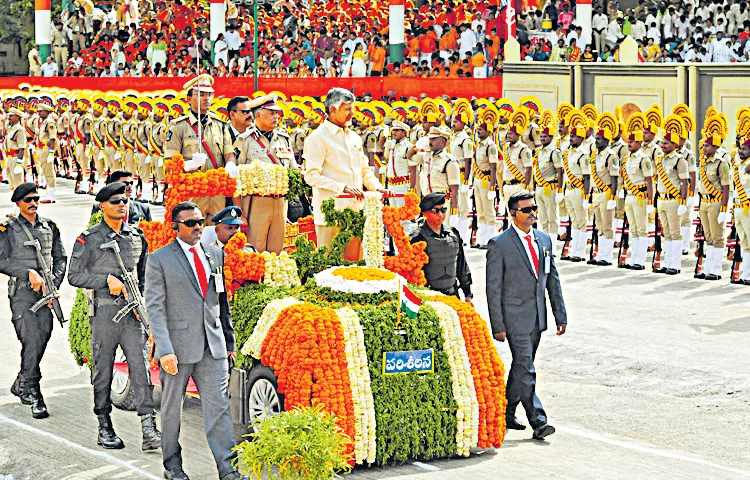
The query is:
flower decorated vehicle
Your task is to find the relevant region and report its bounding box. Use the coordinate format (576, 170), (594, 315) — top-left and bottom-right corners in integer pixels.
(68, 156), (508, 466)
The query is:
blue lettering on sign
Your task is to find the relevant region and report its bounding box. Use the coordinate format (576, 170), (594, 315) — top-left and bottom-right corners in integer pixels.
(382, 349), (434, 375)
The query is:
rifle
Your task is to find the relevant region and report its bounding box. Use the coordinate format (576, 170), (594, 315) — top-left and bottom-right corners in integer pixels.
(652, 197), (663, 272)
(587, 215), (599, 264)
(730, 228), (742, 283)
(561, 215), (573, 259)
(726, 209), (737, 261)
(100, 240), (149, 329)
(693, 216), (706, 278)
(23, 238), (66, 327)
(618, 216), (630, 267)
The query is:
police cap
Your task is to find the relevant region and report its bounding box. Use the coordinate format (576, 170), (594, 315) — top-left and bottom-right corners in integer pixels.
(211, 206), (243, 225)
(11, 183), (38, 203)
(420, 192), (447, 212)
(95, 182), (127, 202)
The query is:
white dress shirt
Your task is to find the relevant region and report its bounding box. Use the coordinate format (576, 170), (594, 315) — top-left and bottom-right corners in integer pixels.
(176, 237), (211, 290)
(225, 30), (241, 50)
(512, 223), (539, 278)
(592, 13), (609, 31)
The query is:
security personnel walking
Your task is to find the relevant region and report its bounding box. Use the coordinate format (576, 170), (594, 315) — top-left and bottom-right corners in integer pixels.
(0, 183), (66, 419)
(67, 183), (160, 451)
(410, 192), (473, 302)
(234, 94), (293, 254)
(165, 75), (237, 225)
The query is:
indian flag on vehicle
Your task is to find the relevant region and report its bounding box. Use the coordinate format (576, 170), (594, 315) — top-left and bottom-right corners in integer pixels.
(400, 283), (422, 319)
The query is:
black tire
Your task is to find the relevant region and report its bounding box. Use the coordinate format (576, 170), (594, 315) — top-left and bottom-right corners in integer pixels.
(110, 348), (137, 411)
(246, 365), (284, 433)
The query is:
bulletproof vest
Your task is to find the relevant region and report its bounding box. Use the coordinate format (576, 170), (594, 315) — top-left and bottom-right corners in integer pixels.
(7, 217), (54, 274)
(87, 224), (143, 289)
(421, 225), (460, 293)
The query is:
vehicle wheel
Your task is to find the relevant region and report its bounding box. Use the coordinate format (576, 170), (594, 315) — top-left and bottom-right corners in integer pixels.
(247, 365), (283, 433)
(111, 348), (137, 411)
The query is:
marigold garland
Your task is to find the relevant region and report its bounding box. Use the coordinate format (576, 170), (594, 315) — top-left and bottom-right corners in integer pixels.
(224, 232), (266, 293)
(331, 267), (395, 282)
(234, 160), (290, 197)
(432, 295), (507, 448)
(241, 298), (302, 359)
(383, 192), (428, 285)
(260, 303), (356, 460)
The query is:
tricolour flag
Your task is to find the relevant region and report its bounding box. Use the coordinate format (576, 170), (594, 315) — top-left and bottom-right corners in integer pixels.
(400, 284), (422, 319)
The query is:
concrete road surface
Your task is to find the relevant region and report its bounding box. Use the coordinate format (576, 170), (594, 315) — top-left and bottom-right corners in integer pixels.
(1, 179), (749, 480)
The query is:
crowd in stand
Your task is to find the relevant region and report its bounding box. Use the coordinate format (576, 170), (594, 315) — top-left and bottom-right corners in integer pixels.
(24, 0), (750, 78)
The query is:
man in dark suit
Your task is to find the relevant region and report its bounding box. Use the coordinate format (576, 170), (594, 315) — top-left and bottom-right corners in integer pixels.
(145, 201), (242, 480)
(91, 170), (152, 224)
(486, 190), (567, 440)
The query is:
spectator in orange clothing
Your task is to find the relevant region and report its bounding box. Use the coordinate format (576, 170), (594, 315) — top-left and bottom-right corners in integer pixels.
(418, 28), (438, 65)
(408, 36), (420, 64)
(370, 39), (386, 76)
(471, 45), (487, 78)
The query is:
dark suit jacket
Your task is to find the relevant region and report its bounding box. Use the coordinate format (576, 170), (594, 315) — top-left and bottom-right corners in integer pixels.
(145, 241), (235, 364)
(486, 227), (567, 336)
(91, 201), (152, 225)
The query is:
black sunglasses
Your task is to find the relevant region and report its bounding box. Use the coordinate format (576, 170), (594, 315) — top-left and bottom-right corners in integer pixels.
(22, 196), (41, 203)
(108, 197), (129, 205)
(430, 207), (448, 214)
(518, 206), (538, 214)
(177, 218), (205, 228)
(233, 109), (252, 115)
(121, 180), (134, 186)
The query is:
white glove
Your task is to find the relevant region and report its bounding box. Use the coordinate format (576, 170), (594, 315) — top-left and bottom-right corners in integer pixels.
(191, 152), (208, 168)
(686, 195), (695, 208)
(114, 151), (122, 160)
(449, 214), (459, 227)
(488, 189), (496, 201)
(224, 161), (239, 178)
(555, 192), (564, 204)
(378, 167), (387, 175)
(460, 184), (469, 194)
(718, 211), (727, 224)
(677, 204), (688, 216)
(606, 199), (617, 210)
(47, 155), (54, 163)
(646, 204), (655, 215)
(14, 165), (23, 174)
(98, 151), (106, 161)
(157, 156), (164, 167)
(582, 200), (590, 210)
(145, 155), (152, 164)
(618, 189), (625, 199)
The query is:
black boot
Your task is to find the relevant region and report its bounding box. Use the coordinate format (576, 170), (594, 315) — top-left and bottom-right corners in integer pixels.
(29, 387), (49, 419)
(10, 376), (34, 405)
(97, 414), (125, 449)
(140, 412), (161, 451)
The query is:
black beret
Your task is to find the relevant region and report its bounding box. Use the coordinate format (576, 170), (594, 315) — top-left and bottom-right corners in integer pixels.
(11, 183), (38, 203)
(420, 192), (447, 212)
(95, 182), (127, 202)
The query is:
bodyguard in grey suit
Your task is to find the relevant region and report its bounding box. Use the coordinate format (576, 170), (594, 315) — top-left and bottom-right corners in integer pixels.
(486, 191), (567, 440)
(146, 201), (243, 480)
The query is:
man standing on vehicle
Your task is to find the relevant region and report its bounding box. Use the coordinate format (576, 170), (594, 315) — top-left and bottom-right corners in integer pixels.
(67, 182), (160, 451)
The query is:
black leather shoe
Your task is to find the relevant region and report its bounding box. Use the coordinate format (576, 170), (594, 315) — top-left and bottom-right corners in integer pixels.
(164, 468), (190, 480)
(97, 414), (125, 449)
(586, 259), (598, 265)
(506, 416), (527, 430)
(653, 267), (667, 274)
(560, 255), (571, 260)
(665, 269), (679, 275)
(704, 274), (719, 281)
(596, 260), (612, 266)
(694, 273), (706, 279)
(631, 264), (645, 270)
(532, 423), (556, 440)
(141, 412), (162, 451)
(31, 391), (49, 419)
(570, 257), (584, 262)
(618, 263), (632, 269)
(11, 378), (34, 405)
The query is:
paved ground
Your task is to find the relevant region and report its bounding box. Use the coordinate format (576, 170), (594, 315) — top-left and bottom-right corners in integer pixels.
(1, 179), (749, 480)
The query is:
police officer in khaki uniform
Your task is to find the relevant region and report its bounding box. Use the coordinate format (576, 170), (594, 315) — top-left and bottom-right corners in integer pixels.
(562, 124), (591, 262)
(364, 118), (386, 168)
(621, 130), (653, 270)
(135, 100), (153, 201)
(105, 99), (123, 173)
(51, 22), (69, 69)
(0, 183), (66, 419)
(120, 101), (139, 191)
(234, 94), (293, 254)
(420, 126), (461, 227)
(733, 136), (750, 284)
(642, 120), (663, 249)
(679, 128), (698, 255)
(556, 112), (572, 241)
(473, 112), (500, 248)
(696, 128), (731, 280)
(75, 98), (94, 194)
(382, 121), (413, 207)
(589, 125), (620, 266)
(611, 125), (630, 247)
(5, 107), (27, 194)
(150, 101), (169, 205)
(91, 97), (108, 191)
(534, 124), (563, 255)
(501, 114), (533, 224)
(450, 111), (474, 244)
(36, 104), (58, 203)
(56, 99), (72, 179)
(407, 113), (438, 196)
(655, 121), (689, 275)
(165, 75), (236, 225)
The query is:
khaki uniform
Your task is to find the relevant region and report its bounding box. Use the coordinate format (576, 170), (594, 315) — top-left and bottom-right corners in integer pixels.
(698, 150), (731, 249)
(5, 122), (26, 190)
(731, 152), (750, 252)
(611, 138), (630, 221)
(681, 145), (697, 229)
(150, 119), (167, 189)
(364, 125), (386, 165)
(409, 124), (424, 144)
(591, 147), (619, 239)
(28, 49), (42, 76)
(105, 116), (123, 171)
(523, 123), (541, 152)
(556, 134), (571, 231)
(70, 17), (87, 51)
(563, 143), (591, 232)
(75, 112), (93, 187)
(655, 150), (689, 241)
(410, 135), (431, 197)
(501, 140), (533, 211)
(473, 136), (499, 228)
(450, 129), (474, 238)
(165, 111), (234, 224)
(37, 116), (57, 188)
(51, 29), (69, 69)
(641, 139), (662, 234)
(135, 118), (152, 185)
(234, 128), (294, 253)
(421, 148), (460, 226)
(383, 137), (413, 206)
(92, 116), (107, 182)
(623, 151), (652, 239)
(289, 127), (307, 160)
(533, 143), (562, 234)
(121, 118), (138, 178)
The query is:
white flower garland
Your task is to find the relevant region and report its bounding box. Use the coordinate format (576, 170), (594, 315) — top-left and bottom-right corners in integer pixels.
(235, 160), (290, 197)
(336, 307), (377, 464)
(314, 266), (405, 294)
(261, 251), (301, 288)
(427, 301), (479, 457)
(362, 191), (384, 268)
(240, 297), (301, 359)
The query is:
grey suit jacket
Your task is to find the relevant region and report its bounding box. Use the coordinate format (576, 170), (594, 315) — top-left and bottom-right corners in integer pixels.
(146, 241), (235, 364)
(486, 227), (567, 336)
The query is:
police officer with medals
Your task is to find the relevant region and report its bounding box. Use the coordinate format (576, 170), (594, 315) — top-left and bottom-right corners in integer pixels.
(417, 126), (461, 227)
(410, 192), (473, 303)
(473, 106), (501, 249)
(382, 120), (413, 207)
(0, 183), (66, 419)
(68, 182), (160, 451)
(234, 94), (294, 254)
(589, 116), (620, 266)
(450, 104), (475, 245)
(5, 107), (28, 199)
(36, 103), (58, 203)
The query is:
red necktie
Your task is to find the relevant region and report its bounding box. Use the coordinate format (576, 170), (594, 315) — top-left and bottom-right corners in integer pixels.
(525, 235), (539, 276)
(190, 246), (208, 297)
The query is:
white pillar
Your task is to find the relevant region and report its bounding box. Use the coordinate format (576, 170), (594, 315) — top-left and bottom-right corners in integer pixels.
(35, 0), (52, 62)
(389, 0), (405, 63)
(576, 0), (593, 48)
(210, 0), (226, 41)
